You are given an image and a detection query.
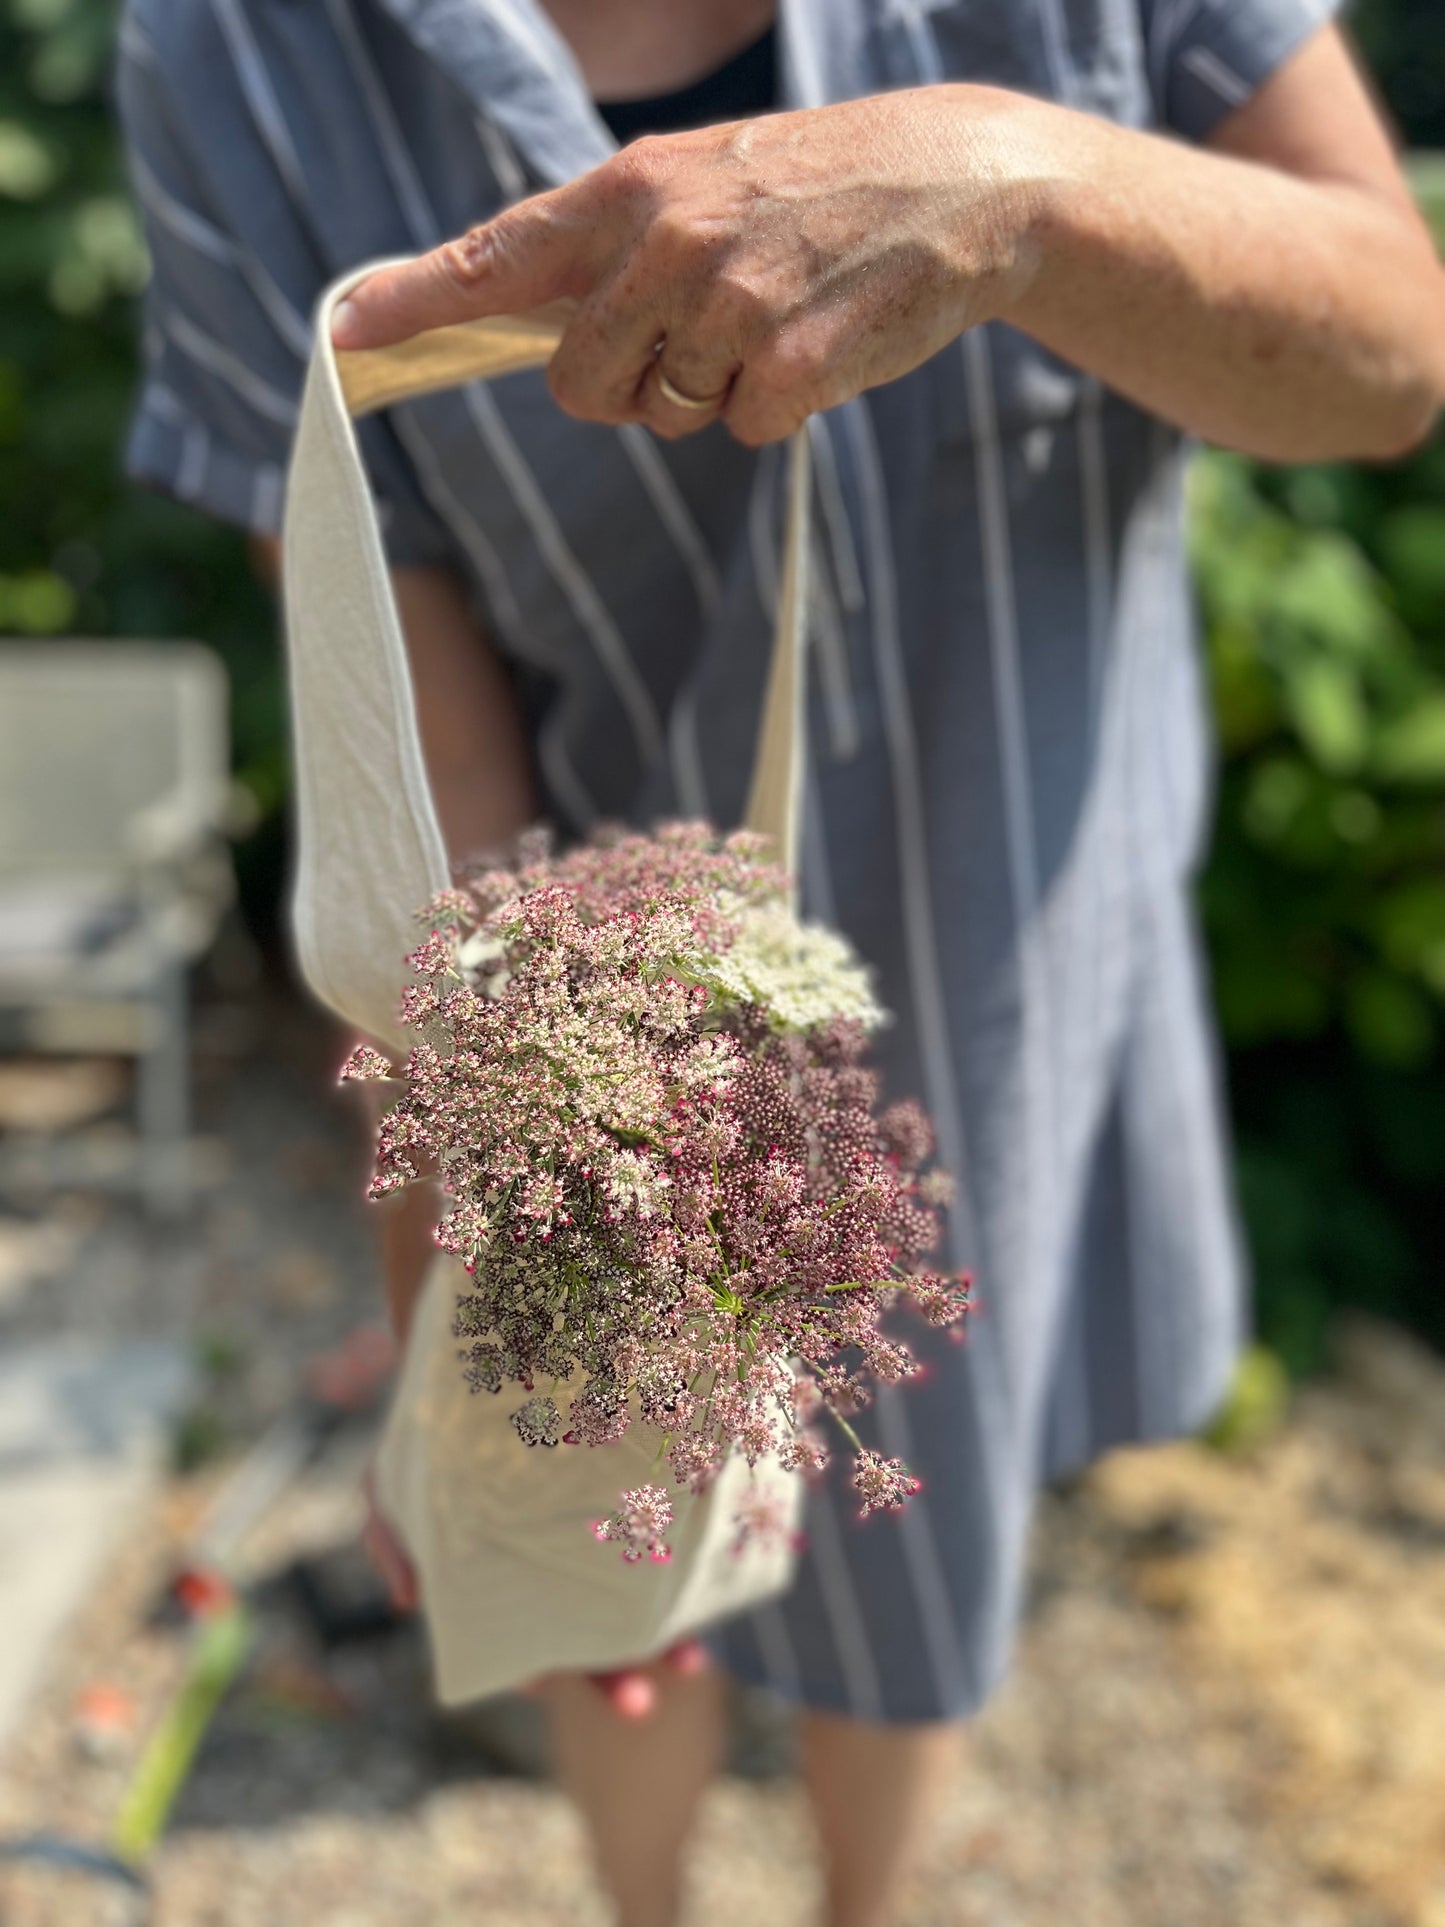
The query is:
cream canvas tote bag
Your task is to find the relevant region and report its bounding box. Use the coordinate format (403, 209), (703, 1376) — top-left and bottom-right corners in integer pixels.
(282, 263), (809, 1703)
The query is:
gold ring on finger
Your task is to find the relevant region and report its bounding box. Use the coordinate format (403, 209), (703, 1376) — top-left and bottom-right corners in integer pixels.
(656, 370), (727, 412)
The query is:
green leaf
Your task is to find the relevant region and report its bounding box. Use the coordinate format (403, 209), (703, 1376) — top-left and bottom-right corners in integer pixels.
(1371, 879), (1445, 997)
(0, 117), (59, 199)
(1406, 149), (1445, 254)
(1241, 756), (1310, 844)
(1283, 658), (1369, 773)
(1271, 534), (1395, 659)
(1328, 789), (1382, 846)
(1375, 694), (1445, 784)
(1279, 465), (1370, 532)
(1376, 505), (1445, 620)
(0, 566), (76, 631)
(1212, 939), (1332, 1046)
(1201, 1344), (1291, 1454)
(1208, 620), (1282, 750)
(1345, 968), (1436, 1069)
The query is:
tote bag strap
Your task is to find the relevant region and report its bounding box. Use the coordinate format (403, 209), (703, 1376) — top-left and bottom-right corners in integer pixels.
(283, 259), (811, 1052)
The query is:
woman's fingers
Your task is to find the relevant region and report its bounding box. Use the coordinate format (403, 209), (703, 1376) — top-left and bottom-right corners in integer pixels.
(361, 1470), (419, 1612)
(543, 235), (744, 434)
(543, 267), (666, 425)
(547, 306), (739, 436)
(723, 304), (862, 446)
(327, 130), (762, 441)
(587, 1641), (712, 1719)
(664, 1638), (712, 1681)
(724, 349), (819, 447)
(591, 1668), (660, 1719)
(332, 183), (608, 350)
(327, 129), (793, 438)
(524, 1667), (658, 1717)
(640, 337), (740, 437)
(364, 1513), (418, 1613)
(631, 217), (752, 435)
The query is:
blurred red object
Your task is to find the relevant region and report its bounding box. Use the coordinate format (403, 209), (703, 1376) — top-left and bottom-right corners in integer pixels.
(71, 1682), (139, 1761)
(170, 1565), (235, 1620)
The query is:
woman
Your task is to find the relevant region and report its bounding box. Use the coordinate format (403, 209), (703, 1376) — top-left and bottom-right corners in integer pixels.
(116, 3), (1444, 1923)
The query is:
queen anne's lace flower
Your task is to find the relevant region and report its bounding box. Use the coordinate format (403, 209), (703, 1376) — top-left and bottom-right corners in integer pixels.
(595, 1485), (675, 1563)
(511, 1395), (562, 1448)
(350, 822), (971, 1558)
(852, 1450), (922, 1516)
(689, 896), (886, 1033)
(339, 1042), (394, 1083)
(728, 1479), (801, 1557)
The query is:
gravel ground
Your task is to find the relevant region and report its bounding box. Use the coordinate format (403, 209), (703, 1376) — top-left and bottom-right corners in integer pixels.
(1, 991), (1443, 1927)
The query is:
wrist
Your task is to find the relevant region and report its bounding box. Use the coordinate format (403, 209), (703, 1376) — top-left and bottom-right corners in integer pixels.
(936, 84), (1089, 329)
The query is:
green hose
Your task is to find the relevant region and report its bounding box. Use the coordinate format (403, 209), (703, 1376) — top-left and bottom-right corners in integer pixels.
(109, 1604), (254, 1866)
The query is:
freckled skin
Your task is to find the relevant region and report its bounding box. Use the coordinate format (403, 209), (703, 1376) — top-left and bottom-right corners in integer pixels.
(336, 33), (1445, 462)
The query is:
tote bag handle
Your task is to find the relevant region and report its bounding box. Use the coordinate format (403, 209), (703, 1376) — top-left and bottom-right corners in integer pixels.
(282, 261), (811, 1053)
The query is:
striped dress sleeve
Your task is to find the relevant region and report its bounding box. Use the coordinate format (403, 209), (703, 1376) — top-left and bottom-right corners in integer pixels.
(113, 4), (449, 564)
(1140, 0), (1343, 141)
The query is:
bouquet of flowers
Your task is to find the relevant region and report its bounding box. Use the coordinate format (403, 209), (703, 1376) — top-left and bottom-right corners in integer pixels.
(343, 820), (970, 1564)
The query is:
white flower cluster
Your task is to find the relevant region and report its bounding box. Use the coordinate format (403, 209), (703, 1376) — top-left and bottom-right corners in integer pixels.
(606, 1146), (673, 1219)
(695, 897), (887, 1034)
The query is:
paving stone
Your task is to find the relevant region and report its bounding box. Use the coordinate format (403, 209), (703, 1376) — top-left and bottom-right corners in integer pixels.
(0, 1336), (189, 1753)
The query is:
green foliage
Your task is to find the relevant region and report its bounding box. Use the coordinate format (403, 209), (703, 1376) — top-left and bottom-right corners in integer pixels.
(1193, 434), (1445, 1373)
(2, 0), (1443, 1374)
(1202, 1343), (1292, 1456)
(1407, 154), (1445, 262)
(1193, 451), (1445, 1061)
(1352, 0), (1445, 148)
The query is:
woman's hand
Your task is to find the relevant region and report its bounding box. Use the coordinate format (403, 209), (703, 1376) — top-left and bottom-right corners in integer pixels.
(332, 88), (1044, 446)
(361, 1469), (709, 1717)
(331, 30), (1445, 465)
(534, 1641), (713, 1721)
(362, 1466), (420, 1613)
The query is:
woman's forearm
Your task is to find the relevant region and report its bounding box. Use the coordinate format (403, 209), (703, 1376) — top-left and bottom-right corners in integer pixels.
(987, 90), (1445, 461)
(334, 27), (1444, 460)
(376, 567), (538, 1347)
(256, 544), (538, 868)
(392, 564), (538, 869)
(377, 1177), (444, 1347)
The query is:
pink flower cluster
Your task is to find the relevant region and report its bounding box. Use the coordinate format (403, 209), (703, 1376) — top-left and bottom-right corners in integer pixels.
(342, 823), (970, 1557)
(595, 1486), (675, 1564)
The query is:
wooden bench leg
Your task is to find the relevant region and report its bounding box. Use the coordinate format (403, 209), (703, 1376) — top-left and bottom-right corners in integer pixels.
(137, 961), (191, 1220)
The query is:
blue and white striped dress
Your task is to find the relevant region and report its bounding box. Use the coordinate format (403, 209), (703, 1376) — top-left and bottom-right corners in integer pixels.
(117, 0), (1335, 1721)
